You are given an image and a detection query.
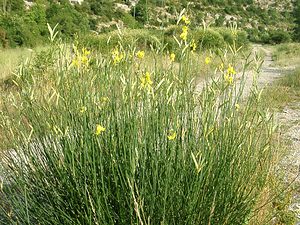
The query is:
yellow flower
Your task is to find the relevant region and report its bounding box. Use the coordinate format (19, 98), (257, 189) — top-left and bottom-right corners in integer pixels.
(180, 31), (188, 41)
(81, 55), (89, 66)
(71, 58), (80, 68)
(167, 130), (177, 140)
(190, 39), (197, 52)
(170, 53), (176, 62)
(182, 26), (188, 32)
(136, 50), (145, 59)
(227, 64), (236, 75)
(101, 97), (109, 103)
(79, 106), (87, 113)
(82, 47), (91, 56)
(224, 74), (234, 85)
(205, 57), (211, 65)
(180, 26), (188, 41)
(219, 63), (224, 71)
(141, 71), (153, 90)
(112, 48), (124, 65)
(235, 104), (240, 111)
(95, 124), (106, 136)
(181, 15), (191, 25)
(71, 47), (91, 68)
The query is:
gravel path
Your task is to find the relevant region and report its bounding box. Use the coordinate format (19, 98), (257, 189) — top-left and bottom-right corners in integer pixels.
(251, 45), (300, 223)
(195, 45), (287, 96)
(277, 103), (300, 223)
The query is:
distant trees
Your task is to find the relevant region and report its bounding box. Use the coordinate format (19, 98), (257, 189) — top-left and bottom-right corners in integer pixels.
(0, 0), (24, 13)
(0, 0), (298, 48)
(294, 0), (300, 41)
(0, 0), (90, 47)
(46, 1), (89, 37)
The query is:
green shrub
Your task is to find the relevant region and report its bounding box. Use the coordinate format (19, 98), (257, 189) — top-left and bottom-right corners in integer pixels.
(215, 27), (249, 48)
(0, 37), (275, 224)
(192, 28), (225, 49)
(0, 14), (41, 47)
(82, 29), (162, 52)
(269, 30), (291, 44)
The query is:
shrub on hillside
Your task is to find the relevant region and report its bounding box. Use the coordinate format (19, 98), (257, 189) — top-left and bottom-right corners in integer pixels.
(192, 28), (225, 49)
(215, 27), (249, 48)
(46, 2), (90, 38)
(0, 14), (40, 47)
(268, 30), (291, 44)
(82, 29), (162, 52)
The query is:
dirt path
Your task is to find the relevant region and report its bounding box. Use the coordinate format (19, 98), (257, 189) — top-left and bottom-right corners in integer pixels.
(195, 45), (286, 96)
(277, 103), (300, 223)
(249, 46), (300, 223)
(242, 45), (300, 222)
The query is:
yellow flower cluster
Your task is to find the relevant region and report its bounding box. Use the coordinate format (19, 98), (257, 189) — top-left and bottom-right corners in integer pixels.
(219, 63), (224, 71)
(95, 124), (106, 136)
(205, 57), (211, 65)
(224, 75), (233, 85)
(170, 53), (176, 62)
(180, 26), (188, 41)
(71, 47), (91, 68)
(112, 48), (125, 65)
(224, 64), (236, 85)
(136, 50), (145, 59)
(167, 130), (177, 140)
(79, 106), (87, 113)
(179, 14), (191, 42)
(140, 71), (153, 91)
(227, 64), (236, 76)
(190, 39), (197, 52)
(181, 15), (190, 25)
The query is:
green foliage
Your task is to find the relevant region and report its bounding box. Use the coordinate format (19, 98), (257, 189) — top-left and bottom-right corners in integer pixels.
(280, 68), (300, 88)
(247, 28), (291, 44)
(293, 0), (300, 41)
(82, 29), (162, 52)
(46, 2), (90, 37)
(193, 28), (225, 49)
(0, 0), (24, 13)
(269, 30), (291, 44)
(87, 0), (114, 17)
(131, 0), (149, 24)
(0, 14), (41, 47)
(0, 39), (275, 224)
(0, 0), (297, 47)
(0, 27), (8, 48)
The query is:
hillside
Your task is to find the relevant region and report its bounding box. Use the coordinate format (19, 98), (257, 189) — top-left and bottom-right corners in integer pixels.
(112, 0), (295, 42)
(0, 0), (298, 47)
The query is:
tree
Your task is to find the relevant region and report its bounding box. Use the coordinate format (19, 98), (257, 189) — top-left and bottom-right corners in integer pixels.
(0, 0), (24, 13)
(46, 1), (90, 37)
(293, 0), (300, 41)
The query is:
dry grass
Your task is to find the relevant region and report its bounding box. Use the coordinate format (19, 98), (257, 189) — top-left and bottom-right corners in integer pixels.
(271, 43), (300, 68)
(0, 48), (32, 81)
(0, 47), (47, 82)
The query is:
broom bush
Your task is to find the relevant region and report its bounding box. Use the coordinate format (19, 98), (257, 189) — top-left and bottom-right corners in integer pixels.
(0, 23), (275, 224)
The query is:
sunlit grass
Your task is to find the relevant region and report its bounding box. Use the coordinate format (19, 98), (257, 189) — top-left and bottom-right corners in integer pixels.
(0, 48), (33, 81)
(271, 43), (300, 67)
(260, 68), (300, 110)
(0, 47), (47, 82)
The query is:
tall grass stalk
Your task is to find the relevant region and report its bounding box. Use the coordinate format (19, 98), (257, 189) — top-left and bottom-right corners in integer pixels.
(0, 34), (275, 224)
